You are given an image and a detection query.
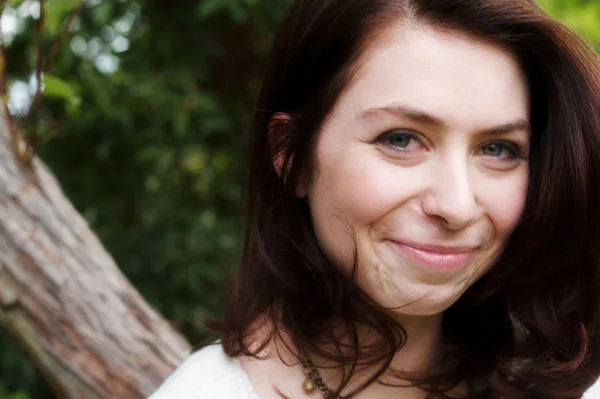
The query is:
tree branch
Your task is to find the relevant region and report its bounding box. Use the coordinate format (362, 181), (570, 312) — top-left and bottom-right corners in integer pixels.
(45, 4), (83, 74)
(0, 102), (191, 398)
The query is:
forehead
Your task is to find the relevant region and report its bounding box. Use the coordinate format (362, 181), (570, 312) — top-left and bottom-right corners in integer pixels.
(340, 23), (530, 128)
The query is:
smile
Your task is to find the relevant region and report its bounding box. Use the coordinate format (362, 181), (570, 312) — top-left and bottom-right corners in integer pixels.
(390, 240), (476, 271)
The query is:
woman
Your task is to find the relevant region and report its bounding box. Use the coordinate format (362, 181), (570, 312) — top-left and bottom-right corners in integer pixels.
(150, 0), (600, 398)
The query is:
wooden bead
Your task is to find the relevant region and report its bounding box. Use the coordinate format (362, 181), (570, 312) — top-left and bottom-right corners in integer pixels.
(303, 378), (317, 394)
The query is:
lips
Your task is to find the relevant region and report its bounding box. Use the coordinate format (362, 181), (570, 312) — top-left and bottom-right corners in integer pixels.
(390, 240), (476, 271)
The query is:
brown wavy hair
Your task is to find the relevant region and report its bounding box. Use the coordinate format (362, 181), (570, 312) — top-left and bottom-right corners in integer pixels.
(216, 0), (600, 397)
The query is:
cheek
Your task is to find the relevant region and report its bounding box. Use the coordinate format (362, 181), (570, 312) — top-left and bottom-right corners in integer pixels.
(480, 170), (529, 238)
(308, 147), (396, 266)
(311, 147), (405, 227)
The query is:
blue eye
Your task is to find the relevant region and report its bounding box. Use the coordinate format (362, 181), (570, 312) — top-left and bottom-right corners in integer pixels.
(389, 134), (412, 148)
(480, 141), (522, 160)
(376, 130), (421, 151)
(482, 143), (504, 157)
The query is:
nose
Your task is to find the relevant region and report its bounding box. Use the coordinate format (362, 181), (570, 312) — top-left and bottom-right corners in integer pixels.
(421, 158), (479, 231)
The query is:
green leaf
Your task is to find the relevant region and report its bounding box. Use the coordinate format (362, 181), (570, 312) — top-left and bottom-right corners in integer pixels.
(196, 0), (224, 19)
(92, 2), (114, 25)
(45, 0), (82, 14)
(43, 75), (81, 109)
(44, 0), (83, 37)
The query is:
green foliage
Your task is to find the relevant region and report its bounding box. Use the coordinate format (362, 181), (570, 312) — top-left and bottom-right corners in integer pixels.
(197, 0), (263, 22)
(0, 1), (597, 398)
(541, 0), (600, 48)
(42, 74), (80, 110)
(43, 0), (83, 37)
(1, 0), (290, 397)
(0, 384), (29, 399)
(5, 1), (27, 8)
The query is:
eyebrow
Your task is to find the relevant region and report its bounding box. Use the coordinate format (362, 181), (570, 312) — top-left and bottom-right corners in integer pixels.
(359, 102), (531, 135)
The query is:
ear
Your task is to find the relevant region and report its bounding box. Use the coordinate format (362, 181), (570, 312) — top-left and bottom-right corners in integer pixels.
(267, 113), (291, 178)
(267, 113), (308, 199)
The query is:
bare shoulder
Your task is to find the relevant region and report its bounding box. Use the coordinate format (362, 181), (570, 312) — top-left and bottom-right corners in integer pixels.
(148, 343), (259, 399)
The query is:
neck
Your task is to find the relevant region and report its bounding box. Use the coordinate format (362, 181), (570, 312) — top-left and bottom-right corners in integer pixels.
(239, 312), (447, 399)
(314, 313), (444, 397)
(388, 312), (444, 372)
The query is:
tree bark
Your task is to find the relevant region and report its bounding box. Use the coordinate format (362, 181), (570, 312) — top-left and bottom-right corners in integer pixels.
(0, 104), (191, 398)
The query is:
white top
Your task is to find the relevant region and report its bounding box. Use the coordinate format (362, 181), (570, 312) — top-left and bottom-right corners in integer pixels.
(148, 343), (600, 398)
(148, 344), (259, 399)
(585, 379), (600, 399)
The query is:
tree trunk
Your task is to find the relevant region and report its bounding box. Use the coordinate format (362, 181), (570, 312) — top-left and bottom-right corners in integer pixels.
(0, 104), (191, 398)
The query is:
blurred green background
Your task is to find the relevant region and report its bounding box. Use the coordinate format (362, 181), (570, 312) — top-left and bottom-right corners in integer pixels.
(0, 0), (598, 398)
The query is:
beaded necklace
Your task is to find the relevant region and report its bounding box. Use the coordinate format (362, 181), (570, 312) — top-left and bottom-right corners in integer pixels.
(299, 348), (335, 397)
(298, 349), (435, 399)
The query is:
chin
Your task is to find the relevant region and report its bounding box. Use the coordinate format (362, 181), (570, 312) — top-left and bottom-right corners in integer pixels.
(390, 301), (453, 317)
(372, 285), (465, 317)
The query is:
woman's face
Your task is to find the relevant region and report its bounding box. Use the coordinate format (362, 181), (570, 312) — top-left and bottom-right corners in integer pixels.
(304, 24), (530, 316)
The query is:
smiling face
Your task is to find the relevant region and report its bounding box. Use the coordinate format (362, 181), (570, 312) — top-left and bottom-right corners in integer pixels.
(303, 23), (530, 317)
